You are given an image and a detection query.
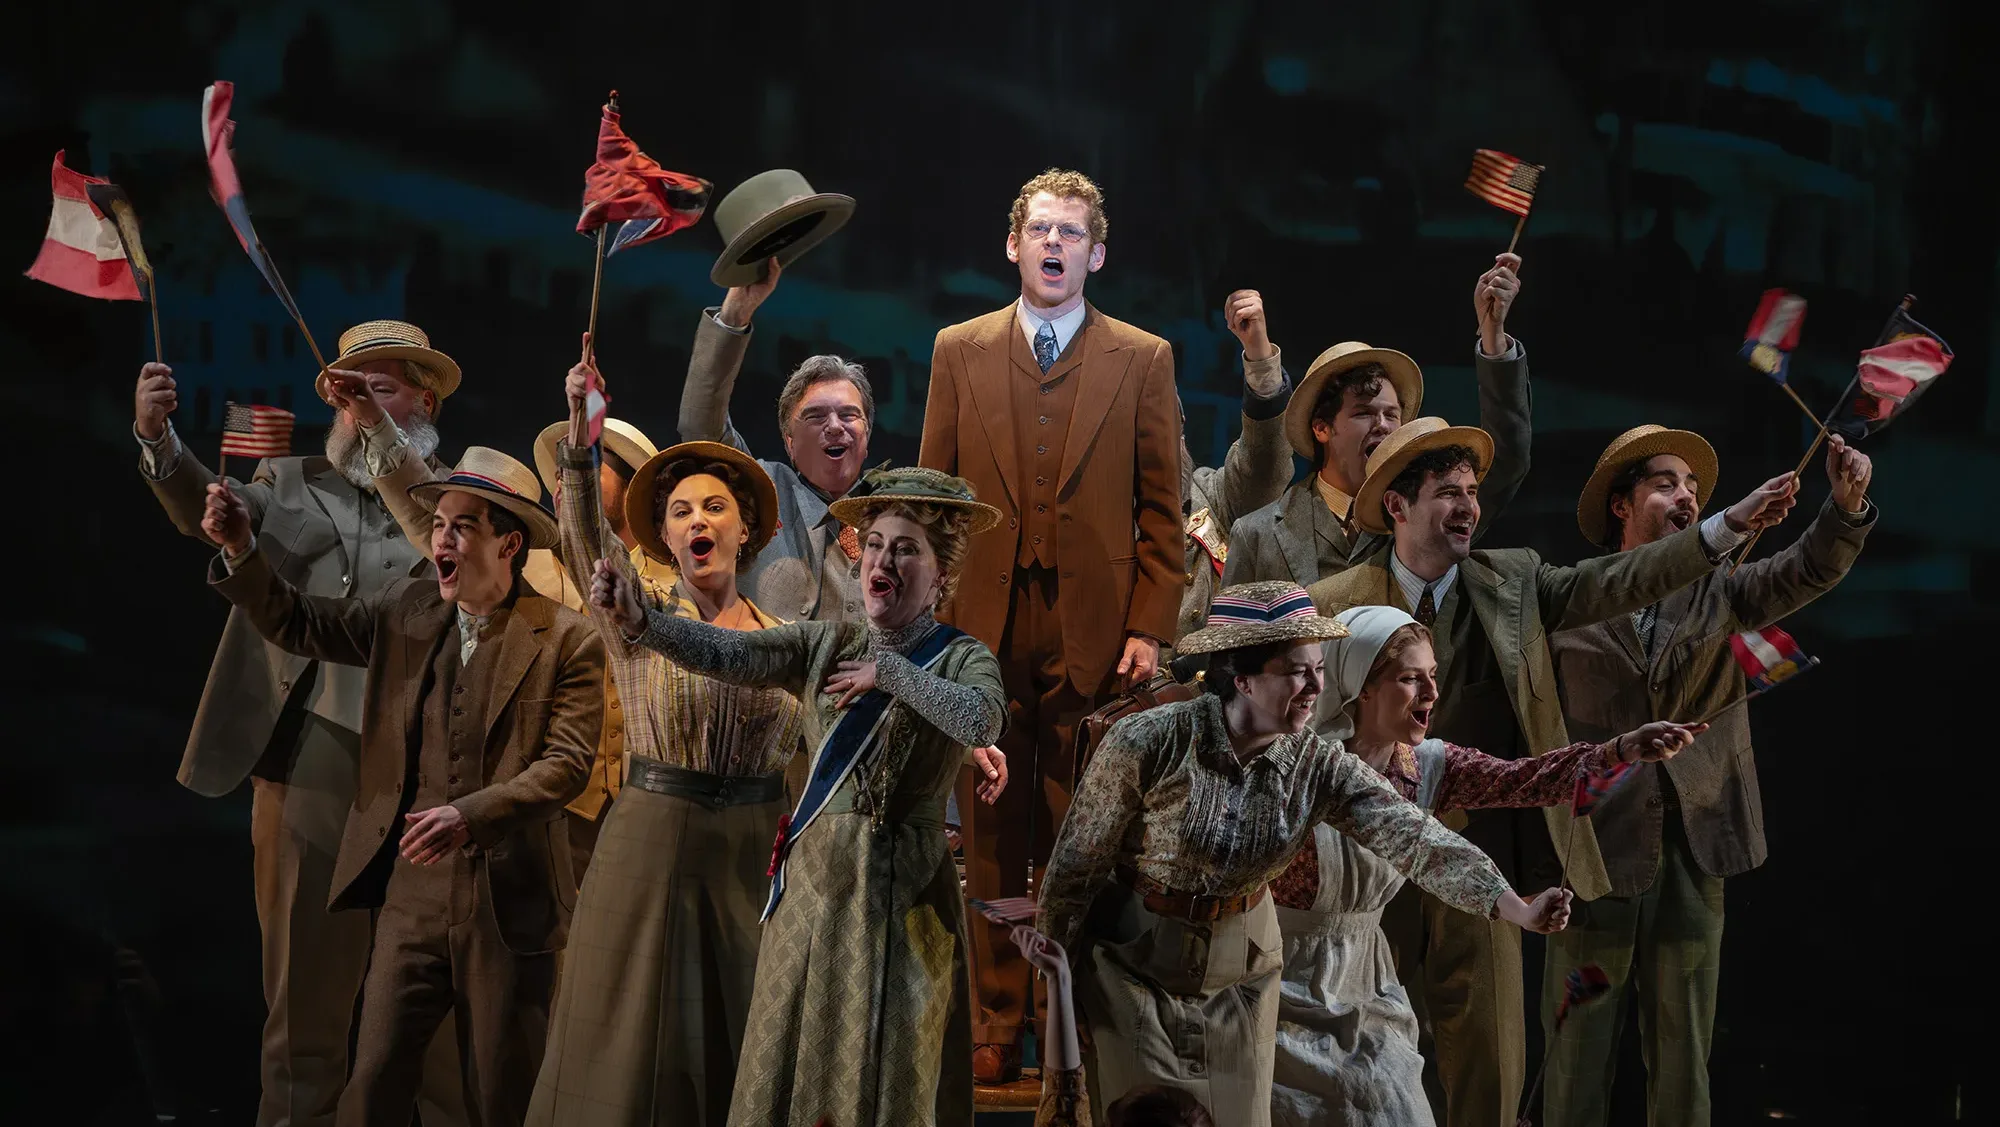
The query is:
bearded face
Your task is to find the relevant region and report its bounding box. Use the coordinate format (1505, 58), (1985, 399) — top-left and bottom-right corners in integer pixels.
(325, 403), (441, 489)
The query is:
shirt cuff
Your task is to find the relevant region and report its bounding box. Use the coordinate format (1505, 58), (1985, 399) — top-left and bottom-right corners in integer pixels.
(557, 438), (598, 472)
(705, 306), (751, 336)
(1699, 511), (1747, 554)
(135, 422), (181, 480)
(358, 416), (411, 478)
(1243, 346), (1286, 399)
(221, 543), (255, 574)
(1836, 497), (1876, 524)
(1475, 334), (1523, 362)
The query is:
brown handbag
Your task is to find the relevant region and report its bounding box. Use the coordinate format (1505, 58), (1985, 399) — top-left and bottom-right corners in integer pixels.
(1072, 667), (1205, 788)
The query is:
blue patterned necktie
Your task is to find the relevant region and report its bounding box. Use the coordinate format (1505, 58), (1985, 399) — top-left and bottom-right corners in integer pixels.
(1034, 320), (1057, 373)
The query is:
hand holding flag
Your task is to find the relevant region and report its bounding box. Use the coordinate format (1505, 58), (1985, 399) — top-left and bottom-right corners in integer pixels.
(565, 334), (612, 449)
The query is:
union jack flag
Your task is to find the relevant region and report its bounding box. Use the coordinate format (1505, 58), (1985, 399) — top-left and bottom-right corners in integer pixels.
(1464, 149), (1542, 217)
(220, 402), (294, 458)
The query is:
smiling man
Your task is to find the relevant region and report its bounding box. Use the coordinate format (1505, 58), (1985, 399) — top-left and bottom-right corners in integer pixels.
(203, 448), (601, 1127)
(1305, 417), (1801, 1127)
(919, 168), (1183, 1084)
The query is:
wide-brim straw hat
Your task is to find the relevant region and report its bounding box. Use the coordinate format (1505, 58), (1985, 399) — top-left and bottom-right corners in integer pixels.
(827, 466), (1004, 535)
(318, 320), (461, 407)
(532, 418), (661, 498)
(407, 447), (558, 550)
(1577, 425), (1718, 547)
(1351, 417), (1495, 535)
(625, 441), (781, 566)
(1176, 580), (1352, 655)
(1284, 341), (1425, 458)
(710, 169), (855, 287)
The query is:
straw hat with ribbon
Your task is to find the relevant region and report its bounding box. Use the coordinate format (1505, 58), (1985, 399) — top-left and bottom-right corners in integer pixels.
(407, 447), (558, 550)
(1284, 341), (1425, 458)
(827, 466), (1003, 535)
(709, 169), (855, 287)
(532, 418), (661, 499)
(1175, 580), (1352, 656)
(317, 320), (461, 408)
(625, 441), (781, 568)
(1576, 425), (1718, 548)
(1350, 417), (1495, 535)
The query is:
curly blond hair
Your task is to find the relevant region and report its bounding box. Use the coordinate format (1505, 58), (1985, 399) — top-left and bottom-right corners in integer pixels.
(1009, 168), (1108, 244)
(857, 500), (976, 605)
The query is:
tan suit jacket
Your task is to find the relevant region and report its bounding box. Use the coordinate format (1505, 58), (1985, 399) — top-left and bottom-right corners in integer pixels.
(920, 302), (1183, 689)
(212, 549), (604, 955)
(1307, 526), (1720, 900)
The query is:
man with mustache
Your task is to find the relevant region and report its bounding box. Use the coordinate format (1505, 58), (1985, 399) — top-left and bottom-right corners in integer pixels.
(1224, 254), (1533, 589)
(1540, 427), (1875, 1127)
(918, 168), (1184, 1084)
(1305, 418), (1801, 1127)
(132, 319), (465, 1127)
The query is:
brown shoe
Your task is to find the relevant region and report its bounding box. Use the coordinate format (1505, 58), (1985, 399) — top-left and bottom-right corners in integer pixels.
(972, 1040), (1021, 1085)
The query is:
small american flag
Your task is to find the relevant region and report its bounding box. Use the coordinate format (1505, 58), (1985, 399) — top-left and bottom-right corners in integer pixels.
(221, 401), (295, 458)
(1464, 149), (1542, 217)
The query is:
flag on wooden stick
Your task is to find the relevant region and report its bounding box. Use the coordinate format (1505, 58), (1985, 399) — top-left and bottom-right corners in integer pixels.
(1831, 302), (1952, 439)
(25, 152), (143, 301)
(578, 94), (712, 255)
(204, 81), (324, 370)
(1465, 149), (1542, 217)
(1728, 625), (1814, 693)
(221, 402), (295, 459)
(1742, 289), (1807, 384)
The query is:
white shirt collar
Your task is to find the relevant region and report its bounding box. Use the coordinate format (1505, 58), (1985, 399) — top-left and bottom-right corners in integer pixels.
(1388, 548), (1458, 614)
(1017, 297), (1088, 359)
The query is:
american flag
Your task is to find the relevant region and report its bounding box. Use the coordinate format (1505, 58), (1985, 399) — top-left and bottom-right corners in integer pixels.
(1464, 149), (1542, 217)
(221, 402), (294, 458)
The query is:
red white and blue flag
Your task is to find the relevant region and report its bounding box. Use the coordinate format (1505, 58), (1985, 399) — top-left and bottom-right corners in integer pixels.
(1728, 625), (1814, 693)
(203, 81), (312, 336)
(1830, 301), (1951, 440)
(1572, 758), (1638, 818)
(24, 152), (143, 301)
(220, 402), (295, 459)
(1741, 289), (1807, 384)
(1554, 964), (1613, 1029)
(1464, 149), (1542, 217)
(578, 95), (712, 256)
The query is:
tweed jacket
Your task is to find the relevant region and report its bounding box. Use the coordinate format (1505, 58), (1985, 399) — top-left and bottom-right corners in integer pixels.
(211, 548), (603, 954)
(1223, 340), (1533, 589)
(678, 310), (865, 623)
(1306, 525), (1721, 900)
(1179, 373), (1294, 640)
(1551, 498), (1875, 895)
(920, 302), (1183, 691)
(142, 440), (434, 797)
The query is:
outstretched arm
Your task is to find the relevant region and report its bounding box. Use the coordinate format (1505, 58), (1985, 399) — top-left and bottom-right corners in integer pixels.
(205, 481), (382, 668)
(1723, 436), (1876, 629)
(1036, 725), (1146, 953)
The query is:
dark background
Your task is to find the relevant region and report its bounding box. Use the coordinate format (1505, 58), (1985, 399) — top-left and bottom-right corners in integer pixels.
(1, 2), (1992, 1123)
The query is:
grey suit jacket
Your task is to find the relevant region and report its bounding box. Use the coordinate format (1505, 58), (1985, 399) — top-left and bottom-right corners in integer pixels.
(1550, 498), (1875, 894)
(1180, 373), (1294, 639)
(677, 311), (861, 623)
(145, 438), (432, 797)
(1222, 339), (1533, 589)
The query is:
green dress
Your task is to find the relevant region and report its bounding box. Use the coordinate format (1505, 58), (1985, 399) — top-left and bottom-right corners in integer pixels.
(632, 609), (1006, 1127)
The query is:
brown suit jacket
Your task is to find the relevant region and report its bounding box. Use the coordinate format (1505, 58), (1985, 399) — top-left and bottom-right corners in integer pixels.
(920, 302), (1183, 690)
(1307, 526), (1720, 900)
(212, 548), (604, 955)
(1550, 499), (1875, 895)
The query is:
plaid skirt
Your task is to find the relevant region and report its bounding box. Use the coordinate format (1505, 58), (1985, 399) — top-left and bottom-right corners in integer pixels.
(526, 779), (785, 1127)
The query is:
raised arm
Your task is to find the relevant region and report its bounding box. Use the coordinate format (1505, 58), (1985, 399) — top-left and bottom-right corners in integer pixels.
(1470, 254), (1532, 541)
(632, 604), (816, 698)
(556, 440), (644, 645)
(453, 629), (604, 848)
(1036, 720), (1147, 953)
(678, 262), (781, 451)
(209, 542), (385, 668)
(1724, 437), (1876, 630)
(1205, 289), (1296, 533)
(1313, 748), (1511, 919)
(875, 641), (1006, 748)
(135, 362), (278, 543)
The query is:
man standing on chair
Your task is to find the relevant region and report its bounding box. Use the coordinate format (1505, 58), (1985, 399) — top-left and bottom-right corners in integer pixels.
(920, 168), (1183, 1084)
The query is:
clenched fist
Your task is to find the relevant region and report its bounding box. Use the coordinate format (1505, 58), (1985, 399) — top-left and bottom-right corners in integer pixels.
(135, 363), (177, 441)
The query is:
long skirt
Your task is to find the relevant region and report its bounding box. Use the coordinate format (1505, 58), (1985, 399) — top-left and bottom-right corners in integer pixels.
(1073, 887), (1283, 1127)
(1271, 903), (1433, 1127)
(526, 776), (785, 1127)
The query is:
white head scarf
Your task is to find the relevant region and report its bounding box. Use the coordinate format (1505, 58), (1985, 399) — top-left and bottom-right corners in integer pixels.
(1312, 605), (1422, 741)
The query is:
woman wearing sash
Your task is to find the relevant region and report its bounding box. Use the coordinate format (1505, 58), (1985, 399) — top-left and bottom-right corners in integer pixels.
(1036, 582), (1575, 1127)
(1268, 606), (1702, 1127)
(526, 354), (807, 1127)
(588, 466), (1011, 1127)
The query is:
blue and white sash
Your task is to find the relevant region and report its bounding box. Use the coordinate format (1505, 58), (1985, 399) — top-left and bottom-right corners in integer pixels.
(762, 622), (965, 920)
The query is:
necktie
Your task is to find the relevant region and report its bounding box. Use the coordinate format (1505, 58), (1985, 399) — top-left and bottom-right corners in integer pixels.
(1034, 320), (1057, 373)
(1414, 584), (1436, 627)
(837, 524), (861, 562)
(1633, 603), (1659, 659)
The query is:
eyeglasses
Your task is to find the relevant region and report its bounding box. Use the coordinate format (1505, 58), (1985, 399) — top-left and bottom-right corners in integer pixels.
(1021, 220), (1092, 244)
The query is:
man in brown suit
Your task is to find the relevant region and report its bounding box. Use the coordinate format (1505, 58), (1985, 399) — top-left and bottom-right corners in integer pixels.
(203, 448), (603, 1127)
(1541, 427), (1875, 1127)
(1307, 418), (1801, 1127)
(919, 168), (1183, 1082)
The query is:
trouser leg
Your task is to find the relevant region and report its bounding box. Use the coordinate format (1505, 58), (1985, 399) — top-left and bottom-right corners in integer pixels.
(451, 883), (557, 1127)
(337, 903), (456, 1127)
(1634, 816), (1725, 1127)
(1542, 882), (1643, 1127)
(1420, 888), (1525, 1127)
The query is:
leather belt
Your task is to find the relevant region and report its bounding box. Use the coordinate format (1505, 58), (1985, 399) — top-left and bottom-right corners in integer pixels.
(626, 759), (783, 809)
(1119, 864), (1267, 923)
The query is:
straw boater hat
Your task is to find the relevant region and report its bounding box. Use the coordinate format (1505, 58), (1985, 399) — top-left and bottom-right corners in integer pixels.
(1284, 341), (1426, 459)
(317, 320), (461, 408)
(1175, 580), (1351, 655)
(709, 169), (856, 287)
(1350, 417), (1495, 535)
(407, 447), (558, 550)
(1576, 425), (1718, 547)
(827, 466), (1004, 535)
(532, 418), (661, 498)
(624, 441), (781, 566)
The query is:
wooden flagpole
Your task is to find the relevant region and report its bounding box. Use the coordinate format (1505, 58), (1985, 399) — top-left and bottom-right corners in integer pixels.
(585, 90), (618, 357)
(1505, 209), (1530, 255)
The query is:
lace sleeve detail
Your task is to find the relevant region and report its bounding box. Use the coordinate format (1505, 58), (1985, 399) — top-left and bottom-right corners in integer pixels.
(634, 608), (816, 696)
(873, 649), (1004, 747)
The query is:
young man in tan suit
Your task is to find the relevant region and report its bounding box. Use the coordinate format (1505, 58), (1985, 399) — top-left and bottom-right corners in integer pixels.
(1542, 427), (1874, 1127)
(919, 169), (1183, 1082)
(204, 449), (603, 1127)
(1307, 418), (1801, 1127)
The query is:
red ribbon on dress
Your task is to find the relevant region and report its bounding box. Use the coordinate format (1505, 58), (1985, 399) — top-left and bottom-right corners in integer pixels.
(766, 812), (792, 877)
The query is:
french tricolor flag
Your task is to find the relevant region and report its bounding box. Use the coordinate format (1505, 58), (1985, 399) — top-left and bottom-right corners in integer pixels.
(1728, 625), (1813, 693)
(24, 152), (142, 301)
